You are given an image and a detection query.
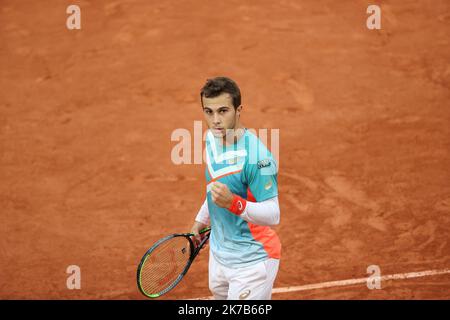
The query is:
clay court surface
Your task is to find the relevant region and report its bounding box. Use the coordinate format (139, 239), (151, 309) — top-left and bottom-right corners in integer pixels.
(1, 1), (449, 299)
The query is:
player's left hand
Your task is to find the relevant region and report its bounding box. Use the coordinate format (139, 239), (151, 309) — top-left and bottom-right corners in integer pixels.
(211, 181), (234, 209)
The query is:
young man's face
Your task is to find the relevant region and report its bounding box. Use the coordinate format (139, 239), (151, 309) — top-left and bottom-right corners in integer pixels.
(202, 93), (242, 138)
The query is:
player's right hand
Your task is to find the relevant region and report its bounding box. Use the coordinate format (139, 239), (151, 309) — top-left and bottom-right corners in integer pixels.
(190, 221), (207, 248)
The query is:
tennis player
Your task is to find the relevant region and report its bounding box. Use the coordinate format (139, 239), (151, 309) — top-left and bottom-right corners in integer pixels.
(190, 77), (281, 300)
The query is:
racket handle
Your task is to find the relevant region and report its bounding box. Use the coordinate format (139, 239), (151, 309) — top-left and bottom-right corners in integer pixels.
(199, 226), (211, 234)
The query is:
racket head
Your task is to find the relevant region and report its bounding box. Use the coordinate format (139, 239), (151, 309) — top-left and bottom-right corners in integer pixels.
(136, 227), (211, 299)
(137, 234), (195, 298)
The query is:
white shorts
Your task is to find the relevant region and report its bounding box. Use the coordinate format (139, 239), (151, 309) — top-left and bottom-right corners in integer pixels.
(208, 251), (280, 300)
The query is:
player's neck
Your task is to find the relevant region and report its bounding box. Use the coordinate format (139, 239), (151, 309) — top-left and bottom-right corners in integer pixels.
(221, 124), (246, 146)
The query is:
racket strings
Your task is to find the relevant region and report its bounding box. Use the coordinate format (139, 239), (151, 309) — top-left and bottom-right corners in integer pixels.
(141, 241), (185, 284)
(140, 243), (187, 291)
(139, 236), (192, 295)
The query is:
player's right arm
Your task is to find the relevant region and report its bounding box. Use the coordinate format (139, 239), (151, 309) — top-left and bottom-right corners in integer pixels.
(190, 199), (210, 247)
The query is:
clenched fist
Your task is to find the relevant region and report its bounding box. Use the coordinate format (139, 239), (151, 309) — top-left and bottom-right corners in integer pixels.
(210, 181), (234, 208)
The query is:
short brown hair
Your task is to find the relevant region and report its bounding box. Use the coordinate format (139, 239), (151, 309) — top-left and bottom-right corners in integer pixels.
(200, 77), (241, 109)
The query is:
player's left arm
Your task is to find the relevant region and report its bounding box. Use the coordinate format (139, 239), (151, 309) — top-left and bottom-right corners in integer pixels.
(240, 196), (280, 226)
(210, 155), (280, 226)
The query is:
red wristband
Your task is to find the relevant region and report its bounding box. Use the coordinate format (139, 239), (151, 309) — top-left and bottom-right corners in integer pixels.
(228, 195), (247, 215)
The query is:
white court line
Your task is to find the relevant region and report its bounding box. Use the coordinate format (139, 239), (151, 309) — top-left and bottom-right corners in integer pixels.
(188, 268), (450, 300)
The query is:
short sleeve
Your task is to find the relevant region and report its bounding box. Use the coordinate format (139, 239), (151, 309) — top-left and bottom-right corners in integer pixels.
(244, 154), (278, 202)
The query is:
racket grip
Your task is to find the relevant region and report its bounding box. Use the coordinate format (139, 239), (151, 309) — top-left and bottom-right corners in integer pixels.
(199, 226), (211, 234)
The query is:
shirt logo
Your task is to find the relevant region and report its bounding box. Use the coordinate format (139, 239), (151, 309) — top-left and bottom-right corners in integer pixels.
(257, 159), (271, 169)
(264, 180), (273, 190)
(239, 289), (251, 300)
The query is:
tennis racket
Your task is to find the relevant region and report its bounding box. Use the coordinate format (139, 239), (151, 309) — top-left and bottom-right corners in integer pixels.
(136, 226), (211, 299)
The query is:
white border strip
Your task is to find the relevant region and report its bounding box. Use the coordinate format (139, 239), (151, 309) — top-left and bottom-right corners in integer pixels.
(188, 268), (450, 300)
